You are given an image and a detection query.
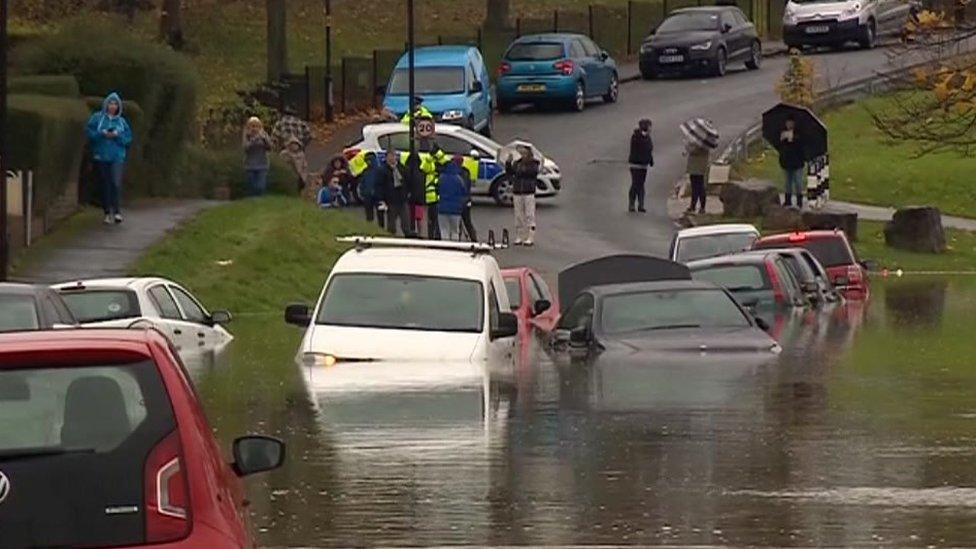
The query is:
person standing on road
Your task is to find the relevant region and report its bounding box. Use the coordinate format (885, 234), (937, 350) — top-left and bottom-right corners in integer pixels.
(507, 145), (540, 246)
(459, 160), (478, 242)
(243, 117), (272, 196)
(684, 141), (711, 214)
(86, 92), (133, 224)
(779, 116), (806, 209)
(437, 157), (469, 241)
(358, 152), (387, 228)
(628, 118), (654, 213)
(383, 148), (412, 236)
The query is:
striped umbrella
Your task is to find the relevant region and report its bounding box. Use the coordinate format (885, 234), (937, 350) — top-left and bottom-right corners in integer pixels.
(680, 118), (720, 149)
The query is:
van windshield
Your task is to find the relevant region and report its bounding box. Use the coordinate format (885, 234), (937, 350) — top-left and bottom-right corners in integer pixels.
(317, 274), (484, 333)
(389, 67), (465, 95)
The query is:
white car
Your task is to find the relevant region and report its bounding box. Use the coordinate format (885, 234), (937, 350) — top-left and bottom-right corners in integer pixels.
(285, 237), (518, 365)
(53, 277), (233, 351)
(346, 122), (561, 205)
(782, 0), (917, 50)
(668, 223), (761, 263)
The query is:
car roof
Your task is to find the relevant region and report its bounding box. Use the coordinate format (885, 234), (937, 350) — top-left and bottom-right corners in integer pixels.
(0, 328), (168, 367)
(673, 6), (736, 13)
(333, 248), (498, 281)
(587, 279), (721, 296)
(676, 224), (760, 238)
(0, 282), (50, 296)
(396, 46), (474, 68)
(687, 251), (777, 268)
(362, 122), (472, 138)
(758, 230), (847, 243)
(53, 276), (172, 291)
(514, 33), (585, 43)
(501, 267), (529, 278)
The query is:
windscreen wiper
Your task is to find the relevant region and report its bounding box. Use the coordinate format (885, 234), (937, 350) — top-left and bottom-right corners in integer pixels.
(0, 447), (95, 461)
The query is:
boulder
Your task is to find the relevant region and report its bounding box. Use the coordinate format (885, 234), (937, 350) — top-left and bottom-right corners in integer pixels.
(719, 180), (780, 218)
(802, 211), (859, 242)
(763, 205), (804, 231)
(884, 206), (947, 253)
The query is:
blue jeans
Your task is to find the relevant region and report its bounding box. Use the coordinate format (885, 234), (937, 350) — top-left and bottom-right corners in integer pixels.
(784, 168), (805, 204)
(96, 161), (124, 215)
(246, 169), (269, 196)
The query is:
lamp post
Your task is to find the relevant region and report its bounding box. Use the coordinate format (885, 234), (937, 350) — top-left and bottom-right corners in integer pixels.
(0, 0), (9, 281)
(324, 0), (334, 122)
(408, 0), (416, 161)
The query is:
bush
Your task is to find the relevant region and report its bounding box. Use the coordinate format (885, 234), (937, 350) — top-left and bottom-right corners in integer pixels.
(16, 17), (200, 197)
(176, 146), (298, 200)
(5, 94), (90, 214)
(9, 75), (80, 97)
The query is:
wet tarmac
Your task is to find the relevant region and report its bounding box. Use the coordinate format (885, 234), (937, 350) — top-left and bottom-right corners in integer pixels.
(186, 276), (976, 547)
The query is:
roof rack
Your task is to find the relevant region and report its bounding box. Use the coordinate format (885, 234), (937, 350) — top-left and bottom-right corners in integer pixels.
(337, 232), (509, 254)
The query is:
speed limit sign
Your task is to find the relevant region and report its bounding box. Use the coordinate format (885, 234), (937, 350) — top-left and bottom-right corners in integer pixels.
(416, 118), (435, 139)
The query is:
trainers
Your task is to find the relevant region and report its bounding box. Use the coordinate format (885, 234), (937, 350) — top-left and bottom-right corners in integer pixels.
(103, 214), (113, 225)
(514, 239), (524, 246)
(628, 205), (635, 212)
(524, 239), (534, 247)
(638, 207), (647, 213)
(114, 213), (123, 224)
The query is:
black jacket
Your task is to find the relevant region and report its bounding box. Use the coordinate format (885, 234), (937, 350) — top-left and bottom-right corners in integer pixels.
(381, 164), (408, 206)
(778, 132), (805, 171)
(402, 152), (426, 206)
(628, 129), (654, 167)
(506, 158), (541, 195)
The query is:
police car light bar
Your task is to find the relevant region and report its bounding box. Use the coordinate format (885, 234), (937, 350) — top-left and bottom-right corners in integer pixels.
(337, 235), (508, 253)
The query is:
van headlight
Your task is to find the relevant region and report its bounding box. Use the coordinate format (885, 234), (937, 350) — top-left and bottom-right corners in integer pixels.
(783, 7), (798, 24)
(840, 4), (861, 19)
(441, 110), (464, 121)
(302, 352), (338, 367)
(690, 41), (712, 51)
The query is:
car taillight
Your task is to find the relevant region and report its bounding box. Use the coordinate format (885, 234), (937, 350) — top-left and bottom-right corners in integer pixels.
(145, 430), (191, 543)
(788, 232), (806, 243)
(498, 61), (512, 75)
(342, 148), (360, 161)
(847, 265), (863, 283)
(553, 59), (574, 75)
(765, 262), (785, 304)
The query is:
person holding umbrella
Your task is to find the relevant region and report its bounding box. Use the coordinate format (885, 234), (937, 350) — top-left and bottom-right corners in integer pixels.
(778, 116), (806, 209)
(680, 118), (719, 214)
(762, 104), (829, 210)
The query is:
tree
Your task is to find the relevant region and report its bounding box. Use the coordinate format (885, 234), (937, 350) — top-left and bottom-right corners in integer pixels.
(776, 50), (816, 108)
(266, 0), (288, 82)
(160, 0), (184, 49)
(871, 7), (976, 155)
(484, 0), (511, 30)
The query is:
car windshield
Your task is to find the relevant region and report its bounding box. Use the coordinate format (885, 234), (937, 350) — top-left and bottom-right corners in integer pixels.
(59, 289), (142, 323)
(692, 265), (770, 292)
(317, 273), (484, 333)
(676, 232), (758, 262)
(388, 67), (465, 95)
(0, 295), (39, 332)
(657, 12), (720, 33)
(504, 278), (522, 310)
(601, 289), (750, 334)
(506, 42), (565, 61)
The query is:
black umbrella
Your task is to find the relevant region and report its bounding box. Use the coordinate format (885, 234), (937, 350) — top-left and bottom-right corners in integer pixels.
(762, 103), (828, 161)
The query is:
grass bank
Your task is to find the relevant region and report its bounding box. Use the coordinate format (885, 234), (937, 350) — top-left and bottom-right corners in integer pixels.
(741, 94), (976, 219)
(855, 220), (976, 272)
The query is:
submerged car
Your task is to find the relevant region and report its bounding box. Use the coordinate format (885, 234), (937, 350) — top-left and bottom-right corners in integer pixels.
(639, 6), (762, 79)
(764, 246), (841, 305)
(754, 229), (870, 299)
(502, 267), (560, 337)
(0, 283), (77, 332)
(668, 223), (760, 263)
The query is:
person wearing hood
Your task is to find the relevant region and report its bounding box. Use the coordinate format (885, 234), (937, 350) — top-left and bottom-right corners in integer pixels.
(279, 136), (309, 191)
(628, 118), (654, 213)
(436, 157), (469, 241)
(358, 152), (388, 228)
(243, 117), (273, 196)
(85, 92), (133, 224)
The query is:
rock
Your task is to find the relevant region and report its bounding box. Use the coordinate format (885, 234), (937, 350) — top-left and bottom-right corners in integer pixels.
(884, 206), (947, 253)
(719, 180), (780, 218)
(763, 205), (804, 231)
(802, 211), (859, 242)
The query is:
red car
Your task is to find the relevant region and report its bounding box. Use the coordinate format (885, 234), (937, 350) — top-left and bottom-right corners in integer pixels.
(0, 329), (283, 548)
(754, 229), (870, 300)
(502, 267), (561, 336)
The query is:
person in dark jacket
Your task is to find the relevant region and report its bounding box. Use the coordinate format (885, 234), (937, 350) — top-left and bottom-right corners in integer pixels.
(628, 118), (654, 212)
(779, 117), (806, 208)
(383, 148), (412, 236)
(323, 155), (353, 205)
(506, 145), (541, 246)
(358, 152), (387, 228)
(459, 163), (478, 242)
(437, 157), (469, 241)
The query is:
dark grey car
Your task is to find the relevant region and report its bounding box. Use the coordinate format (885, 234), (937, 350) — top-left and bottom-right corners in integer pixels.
(639, 6), (762, 79)
(0, 283), (78, 333)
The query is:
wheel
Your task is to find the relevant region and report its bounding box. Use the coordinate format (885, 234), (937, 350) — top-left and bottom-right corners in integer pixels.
(859, 19), (876, 49)
(745, 40), (762, 70)
(570, 81), (585, 112)
(490, 176), (514, 206)
(603, 72), (619, 103)
(481, 110), (493, 138)
(713, 47), (727, 77)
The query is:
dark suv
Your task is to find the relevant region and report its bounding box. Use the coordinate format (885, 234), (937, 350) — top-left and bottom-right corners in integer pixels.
(639, 6), (762, 78)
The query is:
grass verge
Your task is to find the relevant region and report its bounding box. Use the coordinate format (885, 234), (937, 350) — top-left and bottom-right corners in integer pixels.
(854, 220), (976, 272)
(740, 93), (976, 219)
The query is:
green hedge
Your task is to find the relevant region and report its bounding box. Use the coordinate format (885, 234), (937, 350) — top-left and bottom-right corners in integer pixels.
(16, 18), (200, 198)
(5, 94), (90, 213)
(9, 75), (81, 97)
(176, 146), (298, 199)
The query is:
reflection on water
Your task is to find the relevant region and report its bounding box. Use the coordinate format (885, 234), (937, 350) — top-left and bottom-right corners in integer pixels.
(190, 277), (976, 547)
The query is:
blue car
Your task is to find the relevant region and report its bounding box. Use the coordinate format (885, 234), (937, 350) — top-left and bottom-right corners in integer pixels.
(383, 46), (494, 137)
(496, 33), (619, 112)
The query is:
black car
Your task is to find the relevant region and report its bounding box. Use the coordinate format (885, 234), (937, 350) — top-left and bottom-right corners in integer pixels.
(0, 283), (78, 332)
(639, 6), (762, 79)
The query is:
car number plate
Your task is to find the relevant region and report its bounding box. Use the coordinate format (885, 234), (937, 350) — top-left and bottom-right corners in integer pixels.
(658, 54), (685, 64)
(517, 84), (546, 92)
(805, 25), (830, 34)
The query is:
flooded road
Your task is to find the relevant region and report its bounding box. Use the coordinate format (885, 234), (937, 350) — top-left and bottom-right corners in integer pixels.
(191, 276), (976, 547)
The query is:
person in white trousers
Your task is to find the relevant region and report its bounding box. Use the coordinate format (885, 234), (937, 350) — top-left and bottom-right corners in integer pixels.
(506, 145), (540, 246)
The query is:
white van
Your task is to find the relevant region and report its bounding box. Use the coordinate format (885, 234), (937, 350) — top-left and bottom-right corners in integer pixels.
(285, 237), (518, 365)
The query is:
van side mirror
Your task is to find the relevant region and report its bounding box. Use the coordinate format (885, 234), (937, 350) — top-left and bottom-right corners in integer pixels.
(533, 299), (552, 316)
(470, 80), (484, 94)
(801, 282), (819, 293)
(569, 325), (591, 346)
(284, 303), (312, 326)
(600, 50), (610, 61)
(492, 312), (519, 339)
(232, 436), (285, 477)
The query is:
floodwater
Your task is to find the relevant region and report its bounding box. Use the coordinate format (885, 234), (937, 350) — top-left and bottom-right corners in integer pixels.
(191, 276), (976, 547)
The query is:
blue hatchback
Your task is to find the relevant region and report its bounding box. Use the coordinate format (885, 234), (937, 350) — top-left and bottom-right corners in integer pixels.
(496, 33), (619, 112)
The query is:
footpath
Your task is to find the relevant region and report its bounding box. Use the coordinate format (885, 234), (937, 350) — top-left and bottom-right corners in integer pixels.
(19, 200), (218, 284)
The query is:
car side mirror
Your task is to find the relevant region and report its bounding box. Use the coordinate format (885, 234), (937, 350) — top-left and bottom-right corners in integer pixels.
(834, 276), (850, 287)
(569, 325), (591, 346)
(723, 23), (733, 33)
(209, 310), (232, 325)
(284, 303), (312, 326)
(600, 50), (610, 61)
(470, 80), (484, 94)
(754, 316), (771, 332)
(532, 299), (552, 316)
(232, 435), (285, 477)
(860, 259), (878, 271)
(492, 312), (519, 339)
(801, 282), (819, 293)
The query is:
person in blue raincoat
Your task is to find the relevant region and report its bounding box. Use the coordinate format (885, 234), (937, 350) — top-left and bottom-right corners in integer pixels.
(86, 92), (133, 224)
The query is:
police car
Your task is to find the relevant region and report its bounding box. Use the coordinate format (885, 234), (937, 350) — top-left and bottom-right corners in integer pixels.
(344, 123), (561, 206)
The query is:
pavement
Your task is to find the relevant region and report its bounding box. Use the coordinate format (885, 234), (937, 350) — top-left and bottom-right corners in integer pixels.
(19, 199), (219, 284)
(826, 200), (976, 231)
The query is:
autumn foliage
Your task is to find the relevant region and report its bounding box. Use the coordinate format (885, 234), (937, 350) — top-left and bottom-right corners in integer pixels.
(776, 50), (816, 108)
